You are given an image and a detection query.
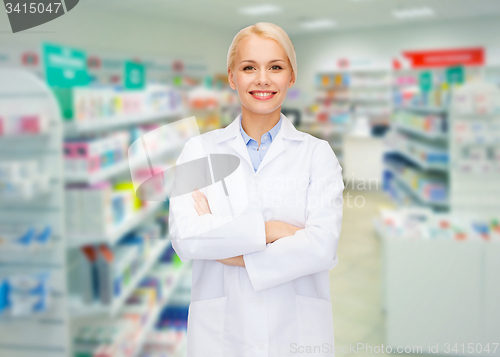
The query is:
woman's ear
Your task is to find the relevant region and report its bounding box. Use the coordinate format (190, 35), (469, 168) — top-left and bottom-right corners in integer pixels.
(288, 71), (296, 88)
(228, 67), (236, 90)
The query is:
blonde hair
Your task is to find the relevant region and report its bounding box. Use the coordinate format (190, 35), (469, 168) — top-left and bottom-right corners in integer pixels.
(227, 22), (297, 82)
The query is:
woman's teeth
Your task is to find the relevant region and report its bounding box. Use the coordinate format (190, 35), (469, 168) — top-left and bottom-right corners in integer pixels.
(252, 92), (275, 96)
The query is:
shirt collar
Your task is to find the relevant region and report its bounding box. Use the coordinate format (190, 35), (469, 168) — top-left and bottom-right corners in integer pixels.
(216, 112), (304, 144)
(239, 116), (283, 145)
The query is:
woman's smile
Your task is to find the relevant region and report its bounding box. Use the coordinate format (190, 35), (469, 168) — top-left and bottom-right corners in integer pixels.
(249, 90), (277, 100)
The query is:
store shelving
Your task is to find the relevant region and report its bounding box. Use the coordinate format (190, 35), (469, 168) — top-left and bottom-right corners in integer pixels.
(394, 121), (448, 141)
(393, 146), (448, 172)
(395, 105), (448, 115)
(63, 108), (187, 137)
(70, 237), (171, 318)
(377, 75), (500, 356)
(384, 67), (452, 211)
(385, 164), (449, 208)
(132, 261), (191, 357)
(60, 85), (194, 357)
(316, 69), (393, 123)
(64, 141), (184, 185)
(311, 68), (392, 174)
(0, 70), (70, 356)
(66, 201), (164, 248)
(386, 125), (449, 173)
(0, 65), (194, 357)
(448, 81), (500, 216)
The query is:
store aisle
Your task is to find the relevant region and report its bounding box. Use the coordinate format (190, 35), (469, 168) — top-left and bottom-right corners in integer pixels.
(330, 189), (431, 357)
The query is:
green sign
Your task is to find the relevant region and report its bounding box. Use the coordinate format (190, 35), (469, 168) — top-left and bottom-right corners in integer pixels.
(446, 66), (464, 85)
(124, 61), (145, 90)
(419, 71), (433, 93)
(42, 43), (89, 87)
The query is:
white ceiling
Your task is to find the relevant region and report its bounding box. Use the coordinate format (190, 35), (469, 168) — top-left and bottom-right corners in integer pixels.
(80, 0), (500, 36)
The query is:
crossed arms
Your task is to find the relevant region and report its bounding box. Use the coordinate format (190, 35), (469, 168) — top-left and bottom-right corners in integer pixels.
(168, 138), (344, 292)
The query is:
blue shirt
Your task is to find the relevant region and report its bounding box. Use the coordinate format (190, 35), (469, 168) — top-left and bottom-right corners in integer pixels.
(239, 116), (282, 172)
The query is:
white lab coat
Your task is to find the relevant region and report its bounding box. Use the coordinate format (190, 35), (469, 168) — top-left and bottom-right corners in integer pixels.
(169, 112), (344, 357)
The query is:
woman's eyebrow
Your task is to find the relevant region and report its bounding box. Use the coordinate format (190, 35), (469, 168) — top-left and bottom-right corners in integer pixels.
(240, 59), (286, 64)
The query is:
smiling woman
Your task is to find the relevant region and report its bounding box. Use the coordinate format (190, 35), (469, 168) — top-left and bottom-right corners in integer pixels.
(169, 21), (344, 357)
(227, 23), (298, 142)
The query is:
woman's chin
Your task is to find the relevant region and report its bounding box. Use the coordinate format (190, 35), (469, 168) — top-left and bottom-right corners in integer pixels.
(242, 103), (282, 116)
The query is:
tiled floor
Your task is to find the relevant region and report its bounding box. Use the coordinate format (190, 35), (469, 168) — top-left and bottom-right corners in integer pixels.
(330, 189), (430, 357)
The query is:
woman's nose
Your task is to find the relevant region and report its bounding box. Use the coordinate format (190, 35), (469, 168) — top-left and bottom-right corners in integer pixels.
(256, 71), (270, 86)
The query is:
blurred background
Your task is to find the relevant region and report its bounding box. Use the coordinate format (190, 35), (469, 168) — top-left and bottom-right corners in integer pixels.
(0, 0), (499, 356)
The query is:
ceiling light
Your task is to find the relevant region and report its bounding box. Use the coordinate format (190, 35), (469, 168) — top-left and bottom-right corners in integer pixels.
(299, 19), (337, 30)
(393, 7), (435, 19)
(238, 4), (283, 16)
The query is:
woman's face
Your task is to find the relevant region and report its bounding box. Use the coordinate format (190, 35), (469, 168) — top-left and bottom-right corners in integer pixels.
(228, 34), (295, 116)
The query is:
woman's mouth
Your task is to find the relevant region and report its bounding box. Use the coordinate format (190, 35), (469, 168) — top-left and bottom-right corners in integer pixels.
(249, 91), (277, 100)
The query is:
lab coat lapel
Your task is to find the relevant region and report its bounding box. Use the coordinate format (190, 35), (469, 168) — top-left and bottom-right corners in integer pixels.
(216, 114), (254, 172)
(255, 113), (302, 174)
(228, 135), (254, 172)
(255, 134), (285, 175)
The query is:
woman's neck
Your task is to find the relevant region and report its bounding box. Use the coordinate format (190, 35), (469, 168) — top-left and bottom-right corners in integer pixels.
(240, 105), (281, 145)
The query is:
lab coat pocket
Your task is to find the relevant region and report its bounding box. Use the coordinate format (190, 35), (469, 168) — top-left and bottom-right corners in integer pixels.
(296, 295), (335, 355)
(187, 296), (227, 357)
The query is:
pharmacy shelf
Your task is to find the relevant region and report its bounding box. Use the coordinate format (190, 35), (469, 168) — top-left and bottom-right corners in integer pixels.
(132, 304), (163, 357)
(63, 109), (186, 137)
(384, 177), (420, 209)
(395, 105), (448, 115)
(67, 201), (164, 248)
(351, 98), (391, 104)
(64, 141), (184, 185)
(385, 165), (449, 208)
(0, 70), (70, 357)
(132, 262), (191, 357)
(70, 237), (171, 318)
(394, 147), (448, 172)
(350, 84), (391, 89)
(395, 122), (448, 141)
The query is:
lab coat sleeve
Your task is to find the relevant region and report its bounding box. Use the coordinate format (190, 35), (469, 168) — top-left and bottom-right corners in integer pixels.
(242, 140), (344, 292)
(169, 137), (267, 262)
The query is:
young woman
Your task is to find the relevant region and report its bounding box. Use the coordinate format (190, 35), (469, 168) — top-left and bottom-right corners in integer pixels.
(169, 22), (344, 357)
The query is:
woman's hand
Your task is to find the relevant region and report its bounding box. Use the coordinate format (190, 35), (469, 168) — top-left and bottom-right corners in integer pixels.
(191, 188), (212, 215)
(191, 189), (243, 266)
(265, 221), (302, 244)
(217, 255), (245, 267)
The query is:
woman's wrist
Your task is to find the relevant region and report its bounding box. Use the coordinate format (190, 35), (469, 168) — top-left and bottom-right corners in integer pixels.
(265, 221), (302, 244)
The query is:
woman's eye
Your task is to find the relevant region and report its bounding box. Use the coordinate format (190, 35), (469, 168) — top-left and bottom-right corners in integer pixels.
(271, 65), (282, 70)
(243, 66), (254, 70)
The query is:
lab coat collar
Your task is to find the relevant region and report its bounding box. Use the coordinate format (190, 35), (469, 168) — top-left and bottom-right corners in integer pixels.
(215, 112), (304, 174)
(215, 112), (304, 144)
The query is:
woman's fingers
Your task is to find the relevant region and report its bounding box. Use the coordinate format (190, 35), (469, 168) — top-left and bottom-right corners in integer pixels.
(191, 189), (212, 215)
(193, 201), (203, 216)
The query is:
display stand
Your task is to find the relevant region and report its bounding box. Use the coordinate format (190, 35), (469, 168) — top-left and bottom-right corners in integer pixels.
(379, 81), (500, 356)
(309, 69), (392, 179)
(0, 70), (68, 357)
(0, 69), (193, 357)
(383, 67), (451, 210)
